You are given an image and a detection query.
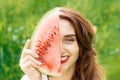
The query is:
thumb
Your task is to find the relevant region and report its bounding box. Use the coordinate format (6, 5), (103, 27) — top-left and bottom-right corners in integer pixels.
(24, 39), (31, 49)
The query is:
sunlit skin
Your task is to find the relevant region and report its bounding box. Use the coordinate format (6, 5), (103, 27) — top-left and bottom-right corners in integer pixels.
(60, 19), (79, 72)
(49, 19), (79, 80)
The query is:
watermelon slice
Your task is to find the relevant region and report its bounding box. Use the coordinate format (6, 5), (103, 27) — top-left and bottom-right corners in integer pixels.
(31, 8), (61, 76)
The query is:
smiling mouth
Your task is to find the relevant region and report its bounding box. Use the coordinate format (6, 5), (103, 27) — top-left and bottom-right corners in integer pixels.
(61, 56), (69, 64)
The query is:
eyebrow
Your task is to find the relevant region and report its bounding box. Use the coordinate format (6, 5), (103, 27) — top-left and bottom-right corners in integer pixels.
(64, 34), (75, 37)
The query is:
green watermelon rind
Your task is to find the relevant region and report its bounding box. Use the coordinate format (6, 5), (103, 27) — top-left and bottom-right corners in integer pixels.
(38, 67), (61, 77)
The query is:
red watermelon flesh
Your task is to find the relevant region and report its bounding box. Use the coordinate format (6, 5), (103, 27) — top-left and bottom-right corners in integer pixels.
(31, 8), (61, 76)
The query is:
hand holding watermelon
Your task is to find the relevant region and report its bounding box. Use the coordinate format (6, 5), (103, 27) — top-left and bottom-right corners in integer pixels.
(19, 39), (43, 80)
(19, 7), (104, 80)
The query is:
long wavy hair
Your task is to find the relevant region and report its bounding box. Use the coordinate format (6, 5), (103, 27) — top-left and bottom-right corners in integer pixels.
(59, 7), (104, 80)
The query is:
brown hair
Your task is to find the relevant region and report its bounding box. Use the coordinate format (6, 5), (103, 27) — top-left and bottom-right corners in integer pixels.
(59, 7), (104, 80)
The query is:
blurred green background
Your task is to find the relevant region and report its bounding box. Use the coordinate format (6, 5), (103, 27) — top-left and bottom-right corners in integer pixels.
(0, 0), (120, 80)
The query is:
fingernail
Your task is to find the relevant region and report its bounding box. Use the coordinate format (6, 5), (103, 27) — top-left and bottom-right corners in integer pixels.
(38, 61), (42, 65)
(35, 54), (39, 58)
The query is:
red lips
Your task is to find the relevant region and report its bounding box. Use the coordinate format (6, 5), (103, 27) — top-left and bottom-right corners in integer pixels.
(61, 56), (69, 64)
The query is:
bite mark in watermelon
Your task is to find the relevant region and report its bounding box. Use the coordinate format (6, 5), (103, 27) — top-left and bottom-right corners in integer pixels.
(31, 8), (61, 76)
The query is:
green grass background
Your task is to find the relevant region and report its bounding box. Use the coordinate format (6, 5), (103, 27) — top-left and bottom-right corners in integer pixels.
(0, 0), (120, 80)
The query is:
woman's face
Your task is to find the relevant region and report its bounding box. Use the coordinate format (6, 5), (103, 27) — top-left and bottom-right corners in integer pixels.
(59, 19), (79, 73)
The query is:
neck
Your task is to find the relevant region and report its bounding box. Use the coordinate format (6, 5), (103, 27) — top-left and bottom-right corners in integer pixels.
(49, 64), (76, 80)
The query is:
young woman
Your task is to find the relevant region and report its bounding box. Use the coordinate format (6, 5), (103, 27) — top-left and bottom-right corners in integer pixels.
(19, 7), (104, 80)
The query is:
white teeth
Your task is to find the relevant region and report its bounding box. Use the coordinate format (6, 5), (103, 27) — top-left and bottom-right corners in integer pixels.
(61, 56), (69, 61)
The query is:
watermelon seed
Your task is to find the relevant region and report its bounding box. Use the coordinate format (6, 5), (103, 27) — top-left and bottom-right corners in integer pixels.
(47, 42), (51, 47)
(54, 32), (56, 35)
(51, 34), (54, 39)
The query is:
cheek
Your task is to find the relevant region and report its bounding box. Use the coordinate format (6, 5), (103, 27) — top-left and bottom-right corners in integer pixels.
(73, 46), (79, 59)
(67, 44), (79, 56)
(68, 44), (79, 63)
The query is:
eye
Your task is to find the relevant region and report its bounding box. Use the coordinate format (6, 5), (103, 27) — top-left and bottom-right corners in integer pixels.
(64, 37), (75, 44)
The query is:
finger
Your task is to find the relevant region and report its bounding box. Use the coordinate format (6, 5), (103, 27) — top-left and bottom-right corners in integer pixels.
(24, 39), (31, 49)
(20, 49), (39, 59)
(23, 66), (42, 80)
(21, 39), (39, 58)
(20, 60), (36, 71)
(20, 55), (42, 67)
(20, 59), (42, 73)
(23, 49), (39, 58)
